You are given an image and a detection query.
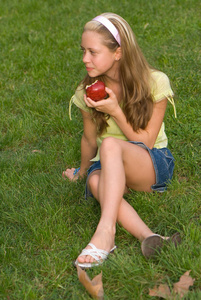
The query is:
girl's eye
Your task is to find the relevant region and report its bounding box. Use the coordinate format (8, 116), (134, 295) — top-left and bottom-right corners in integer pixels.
(80, 47), (86, 53)
(80, 47), (96, 56)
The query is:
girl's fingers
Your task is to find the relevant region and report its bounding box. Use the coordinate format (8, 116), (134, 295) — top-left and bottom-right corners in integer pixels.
(105, 87), (113, 97)
(62, 168), (78, 181)
(84, 94), (94, 107)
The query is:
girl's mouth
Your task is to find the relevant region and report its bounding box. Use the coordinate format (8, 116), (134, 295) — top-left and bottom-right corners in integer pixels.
(86, 67), (93, 72)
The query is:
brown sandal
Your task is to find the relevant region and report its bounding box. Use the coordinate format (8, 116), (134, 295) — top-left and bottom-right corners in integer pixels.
(141, 234), (164, 259)
(167, 232), (181, 247)
(141, 232), (182, 259)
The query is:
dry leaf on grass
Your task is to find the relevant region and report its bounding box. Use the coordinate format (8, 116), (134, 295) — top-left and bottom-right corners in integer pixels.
(149, 284), (171, 299)
(77, 266), (104, 300)
(173, 270), (195, 298)
(149, 270), (195, 299)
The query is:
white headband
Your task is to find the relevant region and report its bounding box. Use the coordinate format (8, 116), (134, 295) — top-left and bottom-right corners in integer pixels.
(92, 15), (121, 46)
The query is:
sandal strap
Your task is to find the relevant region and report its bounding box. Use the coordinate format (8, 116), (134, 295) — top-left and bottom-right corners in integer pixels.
(78, 243), (109, 261)
(88, 243), (117, 252)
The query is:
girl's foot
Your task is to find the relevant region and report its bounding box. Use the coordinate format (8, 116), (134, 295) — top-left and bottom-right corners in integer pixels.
(74, 243), (116, 268)
(76, 227), (115, 265)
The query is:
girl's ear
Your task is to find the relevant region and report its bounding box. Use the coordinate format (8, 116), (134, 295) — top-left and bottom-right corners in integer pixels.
(115, 47), (122, 61)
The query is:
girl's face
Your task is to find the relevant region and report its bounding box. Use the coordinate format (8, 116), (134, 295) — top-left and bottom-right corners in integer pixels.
(81, 30), (120, 78)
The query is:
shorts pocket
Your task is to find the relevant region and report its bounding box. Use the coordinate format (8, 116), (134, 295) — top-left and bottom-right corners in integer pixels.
(160, 148), (175, 178)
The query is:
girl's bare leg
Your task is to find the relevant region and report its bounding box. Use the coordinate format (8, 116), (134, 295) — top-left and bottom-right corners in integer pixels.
(90, 176), (154, 241)
(77, 138), (156, 264)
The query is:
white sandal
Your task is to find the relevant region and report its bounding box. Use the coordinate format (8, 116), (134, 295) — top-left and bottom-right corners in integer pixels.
(74, 243), (117, 268)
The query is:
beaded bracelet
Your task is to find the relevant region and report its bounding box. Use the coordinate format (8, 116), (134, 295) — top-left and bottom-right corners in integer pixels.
(73, 167), (80, 175)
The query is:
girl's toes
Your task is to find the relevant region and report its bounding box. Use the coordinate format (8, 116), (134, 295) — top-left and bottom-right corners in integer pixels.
(86, 255), (94, 263)
(84, 255), (89, 263)
(77, 256), (85, 263)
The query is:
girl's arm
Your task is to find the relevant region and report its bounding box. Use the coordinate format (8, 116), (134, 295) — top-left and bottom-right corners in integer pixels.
(79, 109), (98, 177)
(63, 109), (97, 181)
(111, 98), (167, 149)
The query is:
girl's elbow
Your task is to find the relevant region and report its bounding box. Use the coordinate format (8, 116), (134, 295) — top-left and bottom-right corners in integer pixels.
(146, 137), (156, 149)
(82, 134), (97, 148)
(140, 136), (155, 149)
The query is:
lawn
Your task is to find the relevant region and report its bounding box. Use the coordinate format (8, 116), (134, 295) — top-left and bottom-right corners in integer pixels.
(0, 0), (200, 299)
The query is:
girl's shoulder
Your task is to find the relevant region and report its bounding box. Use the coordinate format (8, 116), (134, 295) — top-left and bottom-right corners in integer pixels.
(150, 69), (174, 102)
(74, 83), (85, 97)
(150, 69), (170, 84)
(70, 83), (91, 113)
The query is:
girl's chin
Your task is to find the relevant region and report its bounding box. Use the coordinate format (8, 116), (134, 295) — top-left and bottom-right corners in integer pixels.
(86, 69), (103, 77)
(87, 70), (98, 76)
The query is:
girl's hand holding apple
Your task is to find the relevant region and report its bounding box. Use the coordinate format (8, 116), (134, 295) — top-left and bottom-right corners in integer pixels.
(85, 86), (120, 117)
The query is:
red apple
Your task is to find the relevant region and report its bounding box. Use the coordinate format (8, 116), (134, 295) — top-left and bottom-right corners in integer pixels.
(86, 80), (107, 101)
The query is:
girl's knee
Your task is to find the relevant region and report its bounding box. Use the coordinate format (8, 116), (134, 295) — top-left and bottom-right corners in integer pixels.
(100, 137), (121, 156)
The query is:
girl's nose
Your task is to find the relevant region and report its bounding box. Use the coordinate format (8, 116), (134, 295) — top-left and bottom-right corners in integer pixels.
(83, 51), (90, 64)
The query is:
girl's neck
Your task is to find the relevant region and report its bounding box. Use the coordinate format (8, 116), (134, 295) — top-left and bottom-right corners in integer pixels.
(105, 76), (120, 86)
(105, 76), (122, 103)
(105, 61), (121, 85)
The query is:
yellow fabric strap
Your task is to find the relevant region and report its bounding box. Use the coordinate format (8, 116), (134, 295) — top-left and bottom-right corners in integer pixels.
(69, 95), (74, 120)
(166, 95), (177, 118)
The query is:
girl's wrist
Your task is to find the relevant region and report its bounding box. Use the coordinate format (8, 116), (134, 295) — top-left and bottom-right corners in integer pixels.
(111, 105), (123, 119)
(73, 167), (80, 175)
(74, 167), (87, 179)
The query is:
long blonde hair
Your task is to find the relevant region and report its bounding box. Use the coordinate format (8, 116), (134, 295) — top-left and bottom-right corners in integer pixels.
(81, 13), (153, 135)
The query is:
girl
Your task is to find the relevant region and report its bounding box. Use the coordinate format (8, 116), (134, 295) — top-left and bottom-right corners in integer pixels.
(63, 13), (180, 268)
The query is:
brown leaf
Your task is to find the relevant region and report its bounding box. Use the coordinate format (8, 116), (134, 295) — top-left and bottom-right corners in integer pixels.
(173, 270), (195, 298)
(77, 266), (104, 300)
(149, 284), (171, 299)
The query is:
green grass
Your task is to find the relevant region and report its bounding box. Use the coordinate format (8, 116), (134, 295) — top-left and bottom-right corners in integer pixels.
(0, 0), (200, 299)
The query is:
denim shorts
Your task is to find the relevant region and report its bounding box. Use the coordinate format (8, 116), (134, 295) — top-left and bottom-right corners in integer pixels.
(85, 141), (175, 198)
